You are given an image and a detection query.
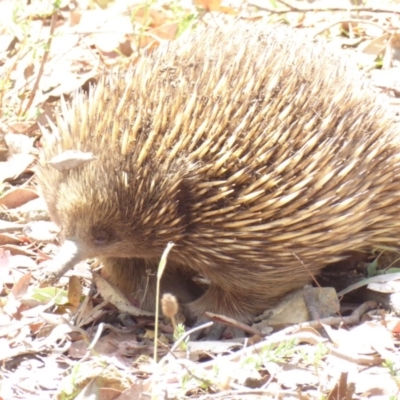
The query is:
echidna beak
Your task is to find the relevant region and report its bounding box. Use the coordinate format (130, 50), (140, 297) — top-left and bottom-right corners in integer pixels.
(49, 240), (87, 281)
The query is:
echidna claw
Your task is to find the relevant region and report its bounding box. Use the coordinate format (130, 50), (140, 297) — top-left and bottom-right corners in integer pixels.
(189, 317), (245, 340)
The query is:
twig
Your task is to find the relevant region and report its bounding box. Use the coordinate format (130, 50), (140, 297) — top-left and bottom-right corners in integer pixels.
(275, 300), (378, 332)
(0, 224), (25, 233)
(291, 252), (320, 287)
(197, 388), (301, 399)
(206, 300), (376, 339)
(249, 0), (400, 14)
(313, 19), (392, 37)
(22, 11), (58, 115)
(200, 302), (379, 369)
(170, 321), (214, 353)
(205, 312), (263, 337)
(202, 324), (381, 369)
(158, 341), (215, 389)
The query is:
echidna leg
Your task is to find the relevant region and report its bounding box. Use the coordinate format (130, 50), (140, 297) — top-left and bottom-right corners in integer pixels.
(187, 284), (258, 322)
(100, 257), (204, 313)
(186, 285), (255, 339)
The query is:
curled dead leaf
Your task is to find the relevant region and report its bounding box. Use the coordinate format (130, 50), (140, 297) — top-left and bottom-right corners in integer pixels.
(47, 150), (97, 171)
(92, 272), (154, 317)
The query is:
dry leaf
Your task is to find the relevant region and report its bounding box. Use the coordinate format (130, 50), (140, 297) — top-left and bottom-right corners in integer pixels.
(219, 6), (239, 15)
(69, 339), (90, 359)
(1, 244), (37, 257)
(0, 34), (15, 52)
(325, 320), (394, 359)
(3, 272), (31, 316)
(339, 272), (400, 296)
(0, 248), (11, 293)
(150, 22), (178, 41)
(254, 287), (339, 331)
(9, 255), (37, 270)
(0, 233), (22, 245)
(134, 6), (168, 28)
(11, 272), (31, 299)
(115, 381), (150, 400)
(358, 33), (389, 56)
(367, 279), (400, 294)
(194, 0), (221, 11)
(47, 150), (97, 171)
(92, 272), (154, 317)
(4, 132), (35, 154)
(39, 70), (98, 100)
(23, 220), (59, 243)
(5, 196), (49, 224)
(327, 372), (355, 400)
(0, 187), (38, 210)
(354, 367), (399, 396)
(277, 363), (319, 388)
(0, 153), (35, 183)
(68, 275), (82, 307)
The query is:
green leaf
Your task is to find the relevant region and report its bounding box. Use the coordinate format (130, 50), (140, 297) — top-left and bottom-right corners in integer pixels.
(30, 287), (69, 305)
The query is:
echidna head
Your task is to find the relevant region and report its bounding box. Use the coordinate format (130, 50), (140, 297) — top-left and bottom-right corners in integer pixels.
(38, 150), (190, 272)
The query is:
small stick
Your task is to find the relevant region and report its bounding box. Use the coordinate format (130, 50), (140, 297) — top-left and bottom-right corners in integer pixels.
(153, 242), (174, 362)
(249, 0), (400, 14)
(22, 10), (58, 115)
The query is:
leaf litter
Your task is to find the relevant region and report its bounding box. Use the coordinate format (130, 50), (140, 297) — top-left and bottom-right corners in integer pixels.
(0, 0), (399, 398)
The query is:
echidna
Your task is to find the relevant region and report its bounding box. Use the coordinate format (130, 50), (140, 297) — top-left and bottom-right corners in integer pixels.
(37, 23), (400, 325)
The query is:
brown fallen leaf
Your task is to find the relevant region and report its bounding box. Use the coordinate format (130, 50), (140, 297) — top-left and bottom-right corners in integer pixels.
(327, 371), (355, 400)
(11, 272), (31, 299)
(4, 197), (49, 224)
(150, 22), (178, 41)
(92, 272), (154, 317)
(115, 381), (151, 400)
(219, 6), (238, 15)
(134, 6), (168, 28)
(0, 233), (21, 245)
(0, 248), (11, 292)
(0, 187), (38, 209)
(194, 0), (221, 11)
(3, 272), (31, 316)
(68, 275), (82, 307)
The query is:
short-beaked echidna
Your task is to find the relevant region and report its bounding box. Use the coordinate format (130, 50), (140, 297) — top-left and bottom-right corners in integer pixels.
(37, 23), (400, 324)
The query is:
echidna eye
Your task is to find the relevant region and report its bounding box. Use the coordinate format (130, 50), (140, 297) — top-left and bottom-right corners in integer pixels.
(93, 230), (112, 246)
